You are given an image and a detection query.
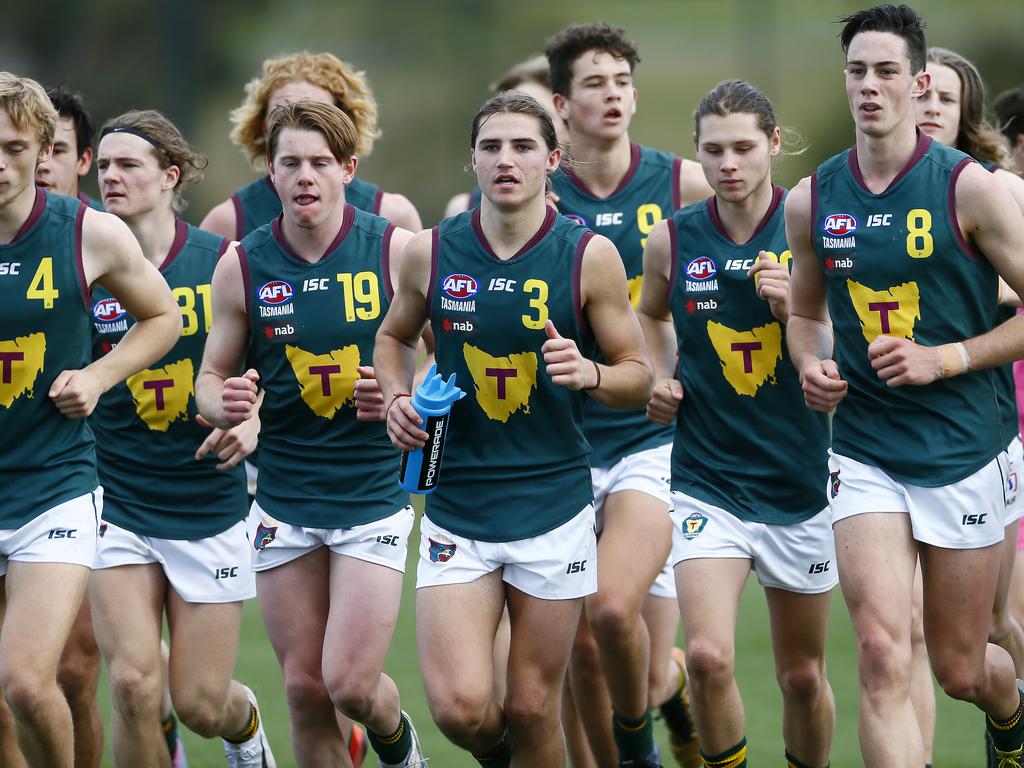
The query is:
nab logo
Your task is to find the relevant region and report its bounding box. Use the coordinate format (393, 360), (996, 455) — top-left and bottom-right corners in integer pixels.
(262, 323), (296, 342)
(685, 297), (719, 315)
(47, 528), (77, 539)
(686, 256), (717, 281)
(595, 212), (623, 227)
(564, 214), (588, 227)
(442, 273), (478, 300)
(962, 513), (988, 526)
(866, 213), (892, 227)
(214, 566), (239, 579)
(823, 213), (858, 237)
(93, 298), (126, 322)
(808, 560), (831, 575)
(376, 534), (400, 546)
(258, 280), (294, 305)
(566, 560), (587, 574)
(0, 262), (21, 276)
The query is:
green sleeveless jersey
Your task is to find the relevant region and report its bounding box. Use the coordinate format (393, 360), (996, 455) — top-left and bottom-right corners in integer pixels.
(240, 205), (406, 527)
(90, 220), (246, 539)
(552, 143), (681, 467)
(668, 187), (829, 524)
(77, 192), (104, 211)
(0, 189), (96, 528)
(427, 207), (594, 541)
(231, 175), (382, 240)
(814, 132), (1002, 485)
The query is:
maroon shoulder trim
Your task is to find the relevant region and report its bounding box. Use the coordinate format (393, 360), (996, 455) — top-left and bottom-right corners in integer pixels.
(372, 187), (385, 216)
(425, 227), (439, 309)
(77, 191), (92, 207)
(73, 201), (90, 311)
(666, 218), (680, 306)
(671, 155), (683, 212)
(471, 205), (556, 261)
(215, 237), (230, 259)
(948, 157), (984, 262)
(848, 130), (931, 194)
(707, 185), (783, 243)
(810, 172), (820, 244)
(750, 185), (785, 240)
(562, 142), (642, 200)
(272, 204), (355, 264)
(237, 244), (253, 322)
(382, 223), (396, 300)
(159, 219), (189, 272)
(12, 187), (47, 243)
(573, 231), (596, 340)
(230, 194), (244, 241)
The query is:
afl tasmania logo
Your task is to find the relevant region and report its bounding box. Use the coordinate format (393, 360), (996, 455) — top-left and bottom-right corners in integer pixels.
(686, 256), (717, 281)
(442, 274), (478, 300)
(92, 298), (126, 322)
(823, 213), (858, 237)
(258, 280), (294, 305)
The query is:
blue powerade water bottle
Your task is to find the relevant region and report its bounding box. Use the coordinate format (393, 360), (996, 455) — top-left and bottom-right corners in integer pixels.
(398, 365), (465, 494)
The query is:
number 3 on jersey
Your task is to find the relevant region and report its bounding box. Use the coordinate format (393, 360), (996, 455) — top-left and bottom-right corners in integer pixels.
(521, 279), (549, 329)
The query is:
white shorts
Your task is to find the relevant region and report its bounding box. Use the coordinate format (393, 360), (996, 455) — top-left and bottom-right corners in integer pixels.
(671, 492), (837, 594)
(0, 488), (102, 577)
(591, 443), (674, 598)
(416, 506), (598, 600)
(249, 502), (414, 574)
(829, 450), (1008, 549)
(94, 518), (255, 603)
(1005, 436), (1023, 526)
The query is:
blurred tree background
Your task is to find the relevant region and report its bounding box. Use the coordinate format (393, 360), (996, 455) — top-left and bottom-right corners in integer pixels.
(2, 0), (1019, 225)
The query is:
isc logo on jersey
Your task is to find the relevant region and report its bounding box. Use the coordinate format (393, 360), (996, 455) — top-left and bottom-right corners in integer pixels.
(258, 280), (295, 318)
(822, 213), (857, 249)
(441, 273), (477, 312)
(93, 297), (129, 332)
(685, 256), (719, 293)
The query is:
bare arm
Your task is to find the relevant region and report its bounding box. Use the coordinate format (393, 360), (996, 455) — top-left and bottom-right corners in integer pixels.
(678, 159), (713, 206)
(443, 193), (472, 219)
(53, 210), (181, 418)
(380, 192), (422, 232)
(784, 178), (848, 411)
(199, 198), (238, 240)
(195, 245), (258, 429)
(636, 219), (683, 423)
(570, 234), (653, 408)
(374, 229), (433, 450)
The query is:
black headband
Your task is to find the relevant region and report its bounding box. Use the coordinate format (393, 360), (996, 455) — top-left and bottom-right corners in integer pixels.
(99, 125), (164, 152)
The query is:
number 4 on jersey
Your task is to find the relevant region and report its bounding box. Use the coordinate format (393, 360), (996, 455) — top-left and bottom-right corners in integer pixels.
(26, 257), (59, 309)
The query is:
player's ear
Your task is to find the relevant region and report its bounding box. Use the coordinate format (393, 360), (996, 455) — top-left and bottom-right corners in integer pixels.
(552, 92), (570, 122)
(912, 70), (931, 100)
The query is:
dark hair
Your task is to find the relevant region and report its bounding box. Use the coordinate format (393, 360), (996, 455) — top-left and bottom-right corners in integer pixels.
(839, 4), (927, 75)
(470, 91), (560, 152)
(694, 80), (779, 140)
(926, 48), (1008, 168)
(995, 84), (1024, 145)
(491, 55), (550, 95)
(267, 99), (358, 164)
(47, 85), (93, 158)
(544, 22), (640, 97)
(101, 109), (207, 213)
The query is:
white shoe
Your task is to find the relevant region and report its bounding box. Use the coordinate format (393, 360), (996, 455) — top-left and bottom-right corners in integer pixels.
(379, 711), (428, 768)
(223, 686), (277, 768)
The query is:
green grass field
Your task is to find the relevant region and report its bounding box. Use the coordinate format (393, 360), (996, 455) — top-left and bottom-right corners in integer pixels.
(94, 510), (986, 767)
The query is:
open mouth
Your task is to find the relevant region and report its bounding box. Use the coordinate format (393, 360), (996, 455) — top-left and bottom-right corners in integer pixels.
(294, 193), (318, 206)
(494, 174), (518, 187)
(603, 108), (623, 120)
(861, 103), (882, 115)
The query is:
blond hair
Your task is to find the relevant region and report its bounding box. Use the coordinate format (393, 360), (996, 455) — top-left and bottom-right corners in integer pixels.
(230, 52), (379, 167)
(0, 72), (58, 150)
(267, 100), (358, 164)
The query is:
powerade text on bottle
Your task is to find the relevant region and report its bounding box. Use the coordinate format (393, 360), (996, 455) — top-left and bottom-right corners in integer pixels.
(398, 365), (465, 494)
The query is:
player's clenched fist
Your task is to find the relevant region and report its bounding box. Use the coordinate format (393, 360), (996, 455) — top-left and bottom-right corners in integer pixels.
(542, 320), (599, 390)
(647, 378), (683, 424)
(49, 368), (105, 418)
(748, 251), (791, 322)
(221, 368), (260, 424)
(354, 365), (387, 421)
(799, 358), (848, 412)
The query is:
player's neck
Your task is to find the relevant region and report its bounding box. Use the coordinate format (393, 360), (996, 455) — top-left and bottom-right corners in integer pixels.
(280, 196), (347, 262)
(566, 131), (633, 197)
(854, 119), (920, 193)
(0, 182), (40, 245)
(124, 206), (178, 269)
(479, 196), (549, 260)
(715, 178), (774, 245)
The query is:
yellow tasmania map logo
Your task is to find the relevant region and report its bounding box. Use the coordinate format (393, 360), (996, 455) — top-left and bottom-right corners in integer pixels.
(0, 333), (46, 408)
(847, 279), (920, 343)
(463, 342), (537, 422)
(706, 321), (782, 397)
(627, 274), (644, 309)
(285, 344), (359, 419)
(126, 359), (194, 431)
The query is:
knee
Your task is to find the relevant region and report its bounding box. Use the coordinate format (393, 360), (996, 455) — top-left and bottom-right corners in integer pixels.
(571, 630), (602, 677)
(57, 646), (101, 703)
(930, 655), (983, 702)
(504, 685), (556, 737)
(587, 593), (636, 643)
(174, 695), (227, 739)
(428, 688), (491, 742)
(324, 666), (378, 723)
(856, 628), (910, 693)
(776, 658), (827, 704)
(281, 669), (334, 726)
(685, 641), (735, 691)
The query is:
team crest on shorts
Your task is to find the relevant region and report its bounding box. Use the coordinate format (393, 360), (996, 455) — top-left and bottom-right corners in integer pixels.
(253, 522), (278, 551)
(98, 523), (108, 538)
(829, 469), (841, 499)
(681, 512), (708, 540)
(428, 536), (457, 563)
